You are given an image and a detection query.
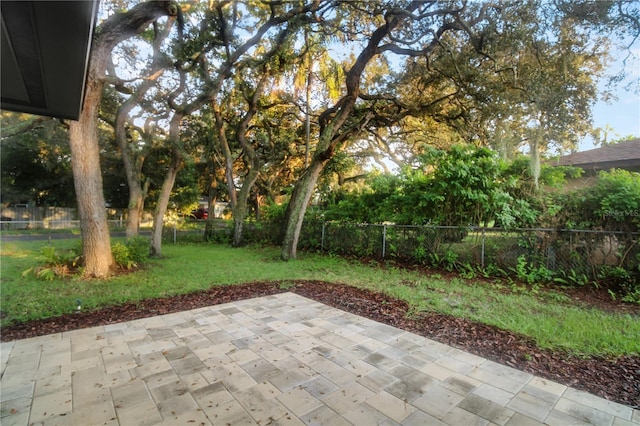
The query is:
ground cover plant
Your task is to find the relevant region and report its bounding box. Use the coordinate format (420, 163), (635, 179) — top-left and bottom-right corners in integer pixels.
(1, 239), (639, 407)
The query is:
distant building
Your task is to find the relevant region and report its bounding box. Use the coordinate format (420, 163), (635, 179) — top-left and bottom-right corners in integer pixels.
(553, 138), (640, 174)
(552, 138), (640, 190)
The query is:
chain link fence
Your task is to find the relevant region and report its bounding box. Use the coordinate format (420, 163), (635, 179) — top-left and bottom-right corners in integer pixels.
(158, 219), (639, 285)
(297, 222), (640, 284)
(4, 213), (637, 288)
(180, 219), (637, 283)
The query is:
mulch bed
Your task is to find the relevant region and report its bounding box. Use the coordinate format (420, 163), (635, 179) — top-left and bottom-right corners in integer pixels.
(1, 280), (638, 408)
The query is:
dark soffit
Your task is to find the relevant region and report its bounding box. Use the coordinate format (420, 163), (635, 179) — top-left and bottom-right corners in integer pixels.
(1, 1), (98, 120)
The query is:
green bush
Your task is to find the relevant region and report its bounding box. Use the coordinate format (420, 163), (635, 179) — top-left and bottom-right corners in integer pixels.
(112, 237), (150, 269)
(111, 242), (135, 269)
(554, 169), (640, 231)
(22, 245), (82, 280)
(205, 223), (232, 244)
(125, 236), (150, 263)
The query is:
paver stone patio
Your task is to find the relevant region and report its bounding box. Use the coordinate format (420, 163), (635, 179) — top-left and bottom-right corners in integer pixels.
(1, 293), (638, 425)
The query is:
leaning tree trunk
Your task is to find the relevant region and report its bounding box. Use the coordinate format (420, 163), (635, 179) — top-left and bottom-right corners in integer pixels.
(150, 148), (182, 257)
(149, 110), (185, 256)
(279, 6), (410, 260)
(126, 182), (147, 238)
(281, 158), (327, 260)
(116, 112), (147, 238)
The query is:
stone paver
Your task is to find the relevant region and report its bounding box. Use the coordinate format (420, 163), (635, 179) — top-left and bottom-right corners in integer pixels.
(1, 292), (638, 426)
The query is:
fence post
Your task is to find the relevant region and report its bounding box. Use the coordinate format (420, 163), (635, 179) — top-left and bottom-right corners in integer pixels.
(382, 224), (387, 258)
(173, 222), (177, 244)
(321, 222), (325, 251)
(481, 227), (485, 267)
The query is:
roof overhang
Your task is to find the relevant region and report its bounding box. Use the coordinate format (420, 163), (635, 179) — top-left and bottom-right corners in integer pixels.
(1, 1), (99, 120)
(553, 139), (640, 174)
(567, 160), (640, 174)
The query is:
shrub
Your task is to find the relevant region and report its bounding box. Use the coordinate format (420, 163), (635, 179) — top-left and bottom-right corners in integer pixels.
(111, 237), (150, 270)
(111, 242), (135, 269)
(555, 169), (640, 232)
(125, 236), (150, 263)
(22, 245), (82, 280)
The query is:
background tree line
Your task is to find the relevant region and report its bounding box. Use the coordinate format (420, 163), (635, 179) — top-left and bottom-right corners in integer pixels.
(1, 0), (638, 277)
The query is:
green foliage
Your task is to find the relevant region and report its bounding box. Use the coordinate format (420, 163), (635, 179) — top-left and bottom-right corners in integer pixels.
(322, 173), (402, 223)
(590, 170), (640, 230)
(511, 255), (554, 284)
(622, 289), (640, 304)
(112, 242), (135, 269)
(262, 203), (287, 225)
(413, 235), (428, 264)
(477, 263), (508, 279)
(124, 236), (150, 264)
(222, 145), (640, 298)
(393, 145), (496, 225)
(597, 265), (638, 298)
(111, 237), (150, 269)
(1, 112), (76, 206)
(554, 269), (589, 287)
(21, 244), (82, 280)
(429, 250), (459, 272)
(21, 237), (150, 278)
(204, 221), (233, 244)
(321, 147), (544, 229)
(553, 169), (640, 231)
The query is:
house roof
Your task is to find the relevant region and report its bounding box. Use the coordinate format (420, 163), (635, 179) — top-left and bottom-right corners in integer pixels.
(1, 1), (98, 120)
(553, 138), (640, 172)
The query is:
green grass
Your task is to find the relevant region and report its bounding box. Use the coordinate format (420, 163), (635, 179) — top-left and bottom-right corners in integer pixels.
(1, 239), (638, 357)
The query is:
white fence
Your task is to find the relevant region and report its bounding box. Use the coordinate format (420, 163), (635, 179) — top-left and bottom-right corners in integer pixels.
(0, 207), (155, 230)
(1, 206), (76, 229)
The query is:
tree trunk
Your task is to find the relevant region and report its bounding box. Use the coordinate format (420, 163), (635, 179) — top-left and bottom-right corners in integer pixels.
(150, 148), (182, 257)
(279, 5), (411, 260)
(232, 169), (259, 246)
(119, 19), (173, 239)
(116, 114), (146, 238)
(304, 31), (313, 169)
(150, 111), (184, 257)
(68, 74), (113, 277)
(126, 183), (146, 238)
(530, 127), (543, 190)
(281, 159), (326, 260)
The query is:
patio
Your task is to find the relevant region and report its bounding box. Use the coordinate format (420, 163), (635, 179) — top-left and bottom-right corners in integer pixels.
(1, 292), (638, 425)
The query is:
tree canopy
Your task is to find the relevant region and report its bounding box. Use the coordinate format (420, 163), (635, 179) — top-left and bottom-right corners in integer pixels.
(2, 0), (638, 271)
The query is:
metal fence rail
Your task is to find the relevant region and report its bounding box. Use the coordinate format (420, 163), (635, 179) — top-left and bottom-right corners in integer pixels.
(0, 220), (132, 231)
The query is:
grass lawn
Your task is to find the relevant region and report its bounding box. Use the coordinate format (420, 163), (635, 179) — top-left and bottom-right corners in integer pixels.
(1, 239), (638, 358)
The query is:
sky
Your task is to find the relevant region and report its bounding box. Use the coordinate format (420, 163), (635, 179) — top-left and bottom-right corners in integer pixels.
(582, 87), (640, 151)
(578, 45), (640, 152)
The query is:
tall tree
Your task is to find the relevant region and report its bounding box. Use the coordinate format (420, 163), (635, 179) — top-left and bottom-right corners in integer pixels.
(161, 0), (328, 247)
(110, 18), (176, 238)
(67, 0), (182, 277)
(281, 1), (456, 260)
(280, 0), (639, 260)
